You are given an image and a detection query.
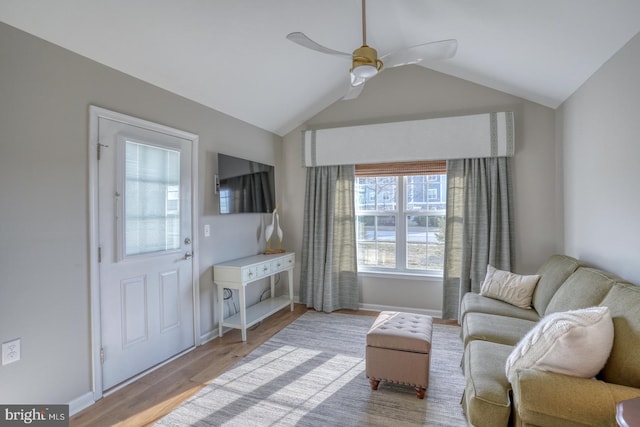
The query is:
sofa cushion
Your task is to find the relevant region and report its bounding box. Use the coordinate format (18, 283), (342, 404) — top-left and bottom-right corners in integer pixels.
(599, 282), (640, 388)
(531, 254), (582, 315)
(463, 340), (513, 427)
(480, 265), (540, 309)
(505, 306), (613, 383)
(544, 268), (618, 315)
(463, 312), (537, 347)
(460, 292), (541, 325)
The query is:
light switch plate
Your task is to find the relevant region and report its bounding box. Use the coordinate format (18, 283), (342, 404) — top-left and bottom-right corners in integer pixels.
(2, 338), (21, 365)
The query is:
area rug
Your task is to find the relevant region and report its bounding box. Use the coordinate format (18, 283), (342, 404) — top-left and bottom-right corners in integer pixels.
(156, 312), (467, 426)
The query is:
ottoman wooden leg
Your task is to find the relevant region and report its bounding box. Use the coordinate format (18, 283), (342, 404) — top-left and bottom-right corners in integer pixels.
(416, 387), (426, 399)
(369, 379), (380, 390)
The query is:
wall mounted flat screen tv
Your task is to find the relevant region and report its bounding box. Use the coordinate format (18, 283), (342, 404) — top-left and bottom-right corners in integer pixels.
(217, 153), (276, 214)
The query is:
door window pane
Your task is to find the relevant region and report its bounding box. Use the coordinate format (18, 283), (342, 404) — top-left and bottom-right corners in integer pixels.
(125, 141), (181, 256)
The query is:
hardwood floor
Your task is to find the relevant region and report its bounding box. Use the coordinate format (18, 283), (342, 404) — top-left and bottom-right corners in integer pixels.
(70, 305), (452, 426)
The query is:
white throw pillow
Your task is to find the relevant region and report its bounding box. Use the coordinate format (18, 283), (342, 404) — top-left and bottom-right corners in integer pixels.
(505, 306), (614, 382)
(480, 265), (540, 309)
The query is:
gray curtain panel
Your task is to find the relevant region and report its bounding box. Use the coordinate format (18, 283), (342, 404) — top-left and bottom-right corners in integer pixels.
(442, 157), (514, 321)
(300, 165), (359, 312)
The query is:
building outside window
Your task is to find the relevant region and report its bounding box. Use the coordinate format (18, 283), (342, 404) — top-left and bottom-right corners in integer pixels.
(355, 161), (446, 276)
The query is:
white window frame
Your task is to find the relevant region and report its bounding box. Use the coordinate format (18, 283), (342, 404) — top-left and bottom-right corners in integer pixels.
(355, 174), (446, 277)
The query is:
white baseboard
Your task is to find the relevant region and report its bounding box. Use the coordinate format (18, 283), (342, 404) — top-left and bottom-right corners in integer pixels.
(295, 296), (442, 318)
(69, 391), (95, 416)
(358, 303), (442, 319)
(199, 329), (218, 345)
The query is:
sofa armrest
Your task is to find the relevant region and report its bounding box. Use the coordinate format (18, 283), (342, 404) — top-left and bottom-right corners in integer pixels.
(511, 368), (640, 427)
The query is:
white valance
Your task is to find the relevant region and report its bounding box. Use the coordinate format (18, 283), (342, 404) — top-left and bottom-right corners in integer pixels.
(302, 112), (514, 166)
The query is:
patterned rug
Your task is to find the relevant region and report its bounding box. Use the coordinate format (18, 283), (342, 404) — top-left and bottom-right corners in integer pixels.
(156, 312), (467, 426)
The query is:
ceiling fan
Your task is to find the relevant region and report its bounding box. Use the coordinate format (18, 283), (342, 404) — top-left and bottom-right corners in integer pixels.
(286, 0), (458, 100)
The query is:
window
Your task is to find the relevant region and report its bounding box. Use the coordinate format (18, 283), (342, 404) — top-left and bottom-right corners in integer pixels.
(355, 161), (446, 276)
(124, 140), (181, 257)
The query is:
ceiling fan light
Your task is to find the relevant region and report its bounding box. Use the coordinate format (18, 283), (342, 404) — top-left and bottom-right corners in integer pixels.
(352, 64), (378, 80)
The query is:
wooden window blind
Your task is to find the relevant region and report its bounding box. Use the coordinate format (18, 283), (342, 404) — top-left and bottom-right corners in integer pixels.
(355, 160), (446, 177)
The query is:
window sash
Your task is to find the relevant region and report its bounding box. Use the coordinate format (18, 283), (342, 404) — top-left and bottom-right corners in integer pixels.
(355, 169), (446, 276)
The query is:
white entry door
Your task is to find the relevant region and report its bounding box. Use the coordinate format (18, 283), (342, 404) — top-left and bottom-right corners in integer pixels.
(95, 110), (196, 391)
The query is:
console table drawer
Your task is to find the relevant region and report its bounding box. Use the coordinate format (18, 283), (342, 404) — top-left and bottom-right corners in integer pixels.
(272, 253), (294, 273)
(257, 262), (272, 277)
(215, 262), (266, 283)
(242, 266), (258, 282)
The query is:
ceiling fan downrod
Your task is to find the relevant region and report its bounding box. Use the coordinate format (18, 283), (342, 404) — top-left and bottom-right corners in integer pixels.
(351, 0), (382, 79)
(361, 0), (367, 46)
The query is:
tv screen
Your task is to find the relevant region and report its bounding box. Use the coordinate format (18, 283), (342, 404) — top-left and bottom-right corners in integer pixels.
(217, 153), (276, 214)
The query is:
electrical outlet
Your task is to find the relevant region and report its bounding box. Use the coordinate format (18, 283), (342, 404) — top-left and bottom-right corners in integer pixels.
(2, 338), (21, 366)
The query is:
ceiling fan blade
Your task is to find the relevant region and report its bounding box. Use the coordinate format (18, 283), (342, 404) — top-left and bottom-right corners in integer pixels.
(343, 82), (366, 100)
(350, 72), (368, 87)
(381, 39), (458, 69)
(286, 32), (351, 58)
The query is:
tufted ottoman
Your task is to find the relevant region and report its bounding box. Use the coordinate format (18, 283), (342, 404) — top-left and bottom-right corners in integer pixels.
(366, 311), (433, 399)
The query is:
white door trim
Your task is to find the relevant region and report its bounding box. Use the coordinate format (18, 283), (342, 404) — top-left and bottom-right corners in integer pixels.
(88, 105), (200, 401)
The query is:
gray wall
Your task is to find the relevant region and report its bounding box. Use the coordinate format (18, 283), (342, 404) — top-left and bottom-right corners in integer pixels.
(558, 32), (640, 284)
(280, 65), (560, 315)
(0, 22), (281, 406)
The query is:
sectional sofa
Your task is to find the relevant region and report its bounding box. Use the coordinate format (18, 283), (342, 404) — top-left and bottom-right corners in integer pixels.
(459, 254), (640, 426)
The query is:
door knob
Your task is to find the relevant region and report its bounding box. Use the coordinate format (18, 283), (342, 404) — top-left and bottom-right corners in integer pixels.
(184, 251), (193, 260)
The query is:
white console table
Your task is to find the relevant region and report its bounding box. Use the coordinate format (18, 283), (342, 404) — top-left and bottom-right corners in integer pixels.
(213, 252), (295, 341)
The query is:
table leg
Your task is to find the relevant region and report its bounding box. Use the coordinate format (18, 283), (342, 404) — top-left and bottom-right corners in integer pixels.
(270, 274), (275, 301)
(288, 268), (294, 311)
(239, 285), (247, 342)
(217, 284), (224, 338)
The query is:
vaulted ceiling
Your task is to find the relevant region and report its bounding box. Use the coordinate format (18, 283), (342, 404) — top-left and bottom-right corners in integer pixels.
(1, 1), (639, 136)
